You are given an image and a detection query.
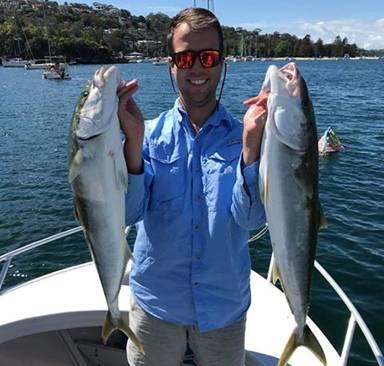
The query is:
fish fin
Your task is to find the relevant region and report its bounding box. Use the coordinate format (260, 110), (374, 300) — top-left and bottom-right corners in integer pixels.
(118, 315), (145, 353)
(277, 325), (327, 366)
(318, 206), (328, 229)
(304, 325), (327, 365)
(73, 204), (80, 222)
(68, 150), (83, 183)
(277, 328), (297, 366)
(102, 311), (117, 344)
(261, 174), (269, 205)
(272, 262), (282, 287)
(102, 310), (144, 353)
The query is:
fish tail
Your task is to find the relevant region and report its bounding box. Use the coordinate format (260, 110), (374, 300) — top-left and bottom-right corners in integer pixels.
(101, 311), (144, 353)
(304, 325), (327, 365)
(101, 310), (116, 344)
(118, 316), (145, 354)
(277, 325), (327, 366)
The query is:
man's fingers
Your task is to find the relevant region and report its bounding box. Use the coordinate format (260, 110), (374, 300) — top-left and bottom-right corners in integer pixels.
(255, 95), (268, 108)
(243, 90), (269, 107)
(243, 95), (260, 106)
(117, 79), (139, 98)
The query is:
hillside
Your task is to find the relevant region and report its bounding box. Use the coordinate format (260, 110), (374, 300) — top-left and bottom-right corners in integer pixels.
(0, 0), (375, 64)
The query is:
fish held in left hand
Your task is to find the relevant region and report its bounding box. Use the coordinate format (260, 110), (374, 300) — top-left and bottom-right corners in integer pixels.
(68, 65), (143, 353)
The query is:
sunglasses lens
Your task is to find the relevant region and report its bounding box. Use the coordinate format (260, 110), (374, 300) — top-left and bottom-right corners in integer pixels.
(175, 52), (195, 69)
(200, 50), (221, 68)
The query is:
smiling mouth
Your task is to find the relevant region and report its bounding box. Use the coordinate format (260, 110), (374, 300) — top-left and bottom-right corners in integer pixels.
(189, 79), (208, 86)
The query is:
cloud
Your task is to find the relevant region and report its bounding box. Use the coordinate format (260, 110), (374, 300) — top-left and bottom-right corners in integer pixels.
(299, 19), (384, 49)
(237, 18), (384, 50)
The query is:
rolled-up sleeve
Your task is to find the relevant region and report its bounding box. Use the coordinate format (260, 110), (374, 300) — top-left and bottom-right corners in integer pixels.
(231, 156), (266, 230)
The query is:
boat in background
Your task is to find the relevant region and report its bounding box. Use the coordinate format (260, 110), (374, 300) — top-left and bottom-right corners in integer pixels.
(152, 57), (169, 65)
(1, 57), (35, 68)
(25, 59), (55, 70)
(42, 62), (71, 80)
(318, 126), (345, 156)
(0, 226), (382, 366)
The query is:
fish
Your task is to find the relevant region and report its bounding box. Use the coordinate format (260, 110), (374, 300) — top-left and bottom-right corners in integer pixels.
(258, 62), (326, 366)
(68, 65), (143, 353)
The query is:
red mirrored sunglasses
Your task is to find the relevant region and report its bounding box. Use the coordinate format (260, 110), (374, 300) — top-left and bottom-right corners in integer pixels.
(171, 49), (223, 69)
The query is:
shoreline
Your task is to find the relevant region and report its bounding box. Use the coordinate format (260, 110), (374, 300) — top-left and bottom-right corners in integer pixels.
(0, 56), (382, 67)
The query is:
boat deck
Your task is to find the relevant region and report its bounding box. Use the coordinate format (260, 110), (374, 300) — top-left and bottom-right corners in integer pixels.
(0, 262), (341, 365)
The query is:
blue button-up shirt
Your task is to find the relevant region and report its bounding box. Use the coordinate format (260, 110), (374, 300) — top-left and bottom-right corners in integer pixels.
(126, 99), (265, 332)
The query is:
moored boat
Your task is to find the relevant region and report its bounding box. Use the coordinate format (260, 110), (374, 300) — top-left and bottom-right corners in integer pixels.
(42, 62), (71, 80)
(1, 57), (35, 68)
(0, 227), (382, 365)
(152, 57), (169, 65)
(25, 59), (55, 70)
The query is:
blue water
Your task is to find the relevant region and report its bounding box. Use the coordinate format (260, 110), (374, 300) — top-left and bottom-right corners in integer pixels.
(1, 60), (383, 365)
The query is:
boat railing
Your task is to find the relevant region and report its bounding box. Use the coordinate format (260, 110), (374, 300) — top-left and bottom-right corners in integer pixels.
(0, 226), (83, 292)
(267, 254), (384, 366)
(1, 227), (383, 365)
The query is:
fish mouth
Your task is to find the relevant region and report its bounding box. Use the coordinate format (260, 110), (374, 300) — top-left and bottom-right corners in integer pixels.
(77, 133), (101, 141)
(280, 62), (297, 81)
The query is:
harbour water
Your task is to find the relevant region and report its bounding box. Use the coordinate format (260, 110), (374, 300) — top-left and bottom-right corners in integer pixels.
(1, 60), (383, 365)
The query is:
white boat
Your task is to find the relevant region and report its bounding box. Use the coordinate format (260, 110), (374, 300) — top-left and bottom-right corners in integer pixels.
(0, 227), (382, 365)
(1, 57), (35, 68)
(152, 57), (169, 65)
(25, 60), (55, 70)
(42, 63), (71, 80)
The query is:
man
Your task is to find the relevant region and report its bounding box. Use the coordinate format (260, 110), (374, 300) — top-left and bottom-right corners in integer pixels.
(118, 7), (267, 366)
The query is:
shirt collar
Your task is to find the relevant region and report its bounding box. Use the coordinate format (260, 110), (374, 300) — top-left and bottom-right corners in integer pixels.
(173, 98), (233, 129)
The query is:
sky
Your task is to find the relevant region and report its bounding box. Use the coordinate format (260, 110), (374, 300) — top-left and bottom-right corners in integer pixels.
(71, 0), (384, 49)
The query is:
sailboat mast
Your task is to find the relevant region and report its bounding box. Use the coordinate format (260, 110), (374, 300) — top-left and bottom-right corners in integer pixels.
(43, 2), (52, 62)
(193, 0), (214, 12)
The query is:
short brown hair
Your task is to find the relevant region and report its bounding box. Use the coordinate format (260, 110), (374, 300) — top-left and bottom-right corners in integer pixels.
(167, 8), (224, 55)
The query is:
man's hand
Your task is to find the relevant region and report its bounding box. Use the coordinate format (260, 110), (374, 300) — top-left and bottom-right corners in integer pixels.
(242, 90), (268, 166)
(117, 79), (144, 174)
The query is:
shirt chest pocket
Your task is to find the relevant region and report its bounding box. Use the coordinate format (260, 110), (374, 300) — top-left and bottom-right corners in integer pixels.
(203, 145), (241, 211)
(148, 145), (186, 211)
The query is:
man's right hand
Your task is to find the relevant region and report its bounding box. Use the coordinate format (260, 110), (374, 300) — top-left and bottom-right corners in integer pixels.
(117, 79), (144, 174)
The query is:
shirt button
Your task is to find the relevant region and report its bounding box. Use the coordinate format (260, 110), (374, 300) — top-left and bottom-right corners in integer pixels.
(194, 282), (199, 286)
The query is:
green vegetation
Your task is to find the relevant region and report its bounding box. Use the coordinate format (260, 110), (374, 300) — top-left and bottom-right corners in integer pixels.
(0, 0), (380, 63)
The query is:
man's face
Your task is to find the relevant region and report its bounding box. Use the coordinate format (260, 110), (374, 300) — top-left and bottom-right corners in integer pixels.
(171, 23), (222, 110)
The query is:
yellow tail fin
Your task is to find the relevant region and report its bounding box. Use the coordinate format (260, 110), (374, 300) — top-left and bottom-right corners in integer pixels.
(102, 311), (144, 353)
(277, 325), (327, 366)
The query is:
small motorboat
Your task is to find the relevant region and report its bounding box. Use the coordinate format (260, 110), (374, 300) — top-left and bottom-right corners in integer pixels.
(318, 126), (345, 156)
(42, 62), (71, 80)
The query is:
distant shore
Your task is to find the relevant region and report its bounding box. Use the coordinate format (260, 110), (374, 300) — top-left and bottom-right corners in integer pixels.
(225, 56), (383, 62)
(1, 55), (382, 67)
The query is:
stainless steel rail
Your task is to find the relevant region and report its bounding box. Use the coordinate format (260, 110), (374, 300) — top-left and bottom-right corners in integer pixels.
(267, 254), (384, 366)
(0, 226), (83, 290)
(1, 226), (383, 365)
